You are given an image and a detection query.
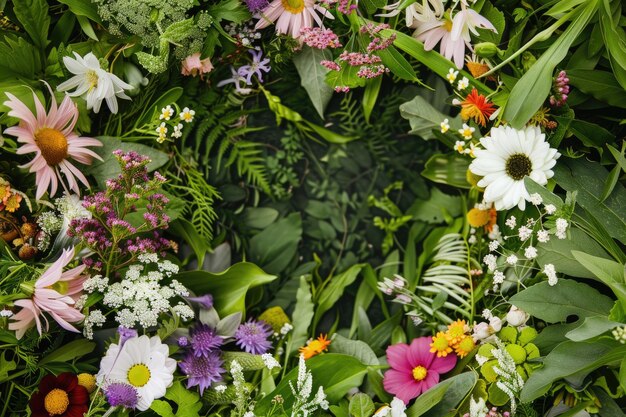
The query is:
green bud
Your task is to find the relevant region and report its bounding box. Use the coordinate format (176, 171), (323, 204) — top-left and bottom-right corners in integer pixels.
(204, 383), (254, 405)
(149, 8), (160, 23)
(221, 351), (265, 371)
(474, 42), (499, 58)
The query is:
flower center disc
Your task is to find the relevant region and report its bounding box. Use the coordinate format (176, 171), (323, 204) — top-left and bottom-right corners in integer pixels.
(505, 153), (532, 181)
(34, 128), (68, 166)
(86, 70), (99, 89)
(412, 366), (428, 381)
(281, 0), (304, 14)
(44, 388), (69, 415)
(127, 363), (151, 387)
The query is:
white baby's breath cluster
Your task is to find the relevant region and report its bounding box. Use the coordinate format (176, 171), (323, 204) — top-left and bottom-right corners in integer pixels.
(82, 254), (192, 335)
(289, 355), (329, 417)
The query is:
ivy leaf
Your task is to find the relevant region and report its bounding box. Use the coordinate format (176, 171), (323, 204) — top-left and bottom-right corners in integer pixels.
(293, 47), (334, 119)
(151, 381), (202, 417)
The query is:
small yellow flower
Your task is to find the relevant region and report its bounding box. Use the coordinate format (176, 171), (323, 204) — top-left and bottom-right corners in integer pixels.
(299, 334), (331, 359)
(4, 193), (21, 212)
(467, 207), (490, 228)
(454, 140), (466, 154)
(458, 123), (475, 140)
(430, 332), (453, 357)
(454, 335), (475, 358)
(446, 319), (468, 345)
(440, 118), (450, 133)
(160, 105), (174, 121)
(446, 68), (458, 84)
(179, 107), (195, 123)
(77, 373), (97, 393)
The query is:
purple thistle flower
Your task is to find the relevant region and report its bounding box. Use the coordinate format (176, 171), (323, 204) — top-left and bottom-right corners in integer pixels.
(190, 324), (222, 357)
(185, 294), (214, 309)
(245, 0), (269, 12)
(234, 319), (273, 354)
(105, 383), (139, 409)
(238, 50), (271, 85)
(179, 350), (225, 395)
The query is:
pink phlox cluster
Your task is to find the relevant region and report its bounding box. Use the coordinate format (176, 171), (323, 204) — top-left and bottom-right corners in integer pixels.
(338, 0), (357, 14)
(320, 60), (341, 71)
(301, 27), (343, 49)
(339, 51), (382, 66)
(357, 64), (389, 78)
(549, 70), (569, 107)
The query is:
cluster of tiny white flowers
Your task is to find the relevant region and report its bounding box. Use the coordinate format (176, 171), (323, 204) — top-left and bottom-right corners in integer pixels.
(214, 385), (227, 393)
(83, 309), (106, 339)
(230, 360), (251, 416)
(225, 22), (262, 47)
(261, 353), (281, 370)
(0, 309), (13, 317)
(505, 216), (516, 229)
(82, 255), (191, 331)
(155, 105), (195, 143)
(524, 246), (537, 259)
(483, 254), (497, 272)
(517, 226), (532, 241)
(505, 255), (518, 266)
(555, 218), (568, 239)
(612, 326), (626, 344)
(529, 193), (543, 206)
(543, 263), (558, 286)
(544, 204), (557, 215)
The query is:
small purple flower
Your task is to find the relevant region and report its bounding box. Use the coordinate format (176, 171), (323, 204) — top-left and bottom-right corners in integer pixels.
(179, 350), (225, 395)
(245, 0), (269, 12)
(238, 50), (271, 85)
(117, 326), (138, 346)
(190, 324), (222, 357)
(186, 294), (214, 309)
(234, 319), (273, 354)
(105, 383), (139, 409)
(217, 66), (252, 95)
(178, 336), (189, 347)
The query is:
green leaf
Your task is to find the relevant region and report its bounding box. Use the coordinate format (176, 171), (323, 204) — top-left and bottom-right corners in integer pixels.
(243, 207), (279, 229)
(349, 393), (375, 417)
(84, 136), (169, 188)
(599, 6), (626, 90)
(421, 153), (471, 189)
(377, 46), (418, 81)
(326, 64), (366, 89)
(400, 95), (462, 140)
(554, 158), (626, 244)
(314, 264), (364, 328)
(475, 2), (505, 44)
(524, 178), (564, 208)
(150, 381), (202, 417)
(565, 316), (622, 341)
(572, 251), (626, 304)
(407, 188), (463, 224)
(502, 0), (599, 127)
(330, 334), (379, 366)
(0, 36), (40, 80)
(407, 372), (477, 417)
(249, 213), (302, 274)
(13, 0), (50, 49)
(57, 0), (102, 23)
(362, 76), (382, 124)
(255, 354), (368, 415)
(286, 276), (315, 356)
(136, 87), (184, 127)
(293, 47), (334, 119)
(521, 339), (626, 402)
(567, 69), (626, 109)
(0, 352), (17, 383)
(175, 262), (277, 317)
(39, 340), (95, 366)
(508, 279), (614, 323)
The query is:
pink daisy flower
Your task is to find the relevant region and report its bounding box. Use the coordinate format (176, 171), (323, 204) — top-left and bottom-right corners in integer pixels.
(9, 247), (87, 339)
(3, 87), (102, 200)
(255, 0), (333, 39)
(383, 336), (457, 404)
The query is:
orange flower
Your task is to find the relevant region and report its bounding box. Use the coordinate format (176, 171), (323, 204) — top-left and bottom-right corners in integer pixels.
(485, 206), (497, 233)
(460, 88), (496, 127)
(299, 334), (331, 359)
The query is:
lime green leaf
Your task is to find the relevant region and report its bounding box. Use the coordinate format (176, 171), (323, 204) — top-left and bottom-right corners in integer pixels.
(151, 381), (202, 417)
(57, 0), (102, 23)
(362, 76), (382, 123)
(407, 372), (477, 417)
(349, 393), (375, 417)
(377, 46), (418, 81)
(175, 262), (277, 316)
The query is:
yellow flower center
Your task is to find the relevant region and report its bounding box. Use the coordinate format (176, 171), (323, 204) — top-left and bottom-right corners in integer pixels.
(44, 388), (69, 415)
(86, 70), (99, 89)
(77, 373), (97, 393)
(412, 366), (428, 381)
(443, 18), (453, 32)
(34, 127), (69, 166)
(430, 332), (452, 357)
(280, 0), (305, 14)
(127, 363), (151, 387)
(455, 335), (476, 358)
(48, 280), (69, 295)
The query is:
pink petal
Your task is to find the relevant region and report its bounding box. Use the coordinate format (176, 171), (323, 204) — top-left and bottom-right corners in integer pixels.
(407, 337), (435, 368)
(383, 369), (420, 404)
(386, 343), (412, 370)
(429, 353), (457, 374)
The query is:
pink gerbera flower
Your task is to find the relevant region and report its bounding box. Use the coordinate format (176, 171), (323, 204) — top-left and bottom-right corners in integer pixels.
(255, 0), (333, 39)
(9, 247), (87, 339)
(3, 87), (102, 200)
(383, 336), (457, 404)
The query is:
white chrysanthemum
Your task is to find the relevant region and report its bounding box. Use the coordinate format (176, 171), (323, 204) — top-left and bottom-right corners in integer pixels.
(470, 125), (560, 210)
(57, 52), (133, 114)
(97, 335), (176, 411)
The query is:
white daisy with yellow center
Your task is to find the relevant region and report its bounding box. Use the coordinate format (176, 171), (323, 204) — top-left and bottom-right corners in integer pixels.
(97, 335), (176, 411)
(160, 105), (174, 121)
(458, 123), (475, 139)
(180, 107), (196, 123)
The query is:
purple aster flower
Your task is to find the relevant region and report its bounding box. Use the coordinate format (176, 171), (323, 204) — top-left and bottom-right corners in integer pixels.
(117, 326), (138, 346)
(190, 324), (222, 357)
(179, 350), (225, 395)
(105, 383), (139, 409)
(238, 50), (271, 85)
(185, 294), (214, 309)
(234, 319), (273, 354)
(244, 0), (269, 12)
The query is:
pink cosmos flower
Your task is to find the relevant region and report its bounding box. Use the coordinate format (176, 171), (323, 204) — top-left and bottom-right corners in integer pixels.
(9, 247), (87, 339)
(181, 53), (214, 79)
(3, 87), (102, 200)
(255, 0), (333, 39)
(383, 336), (457, 404)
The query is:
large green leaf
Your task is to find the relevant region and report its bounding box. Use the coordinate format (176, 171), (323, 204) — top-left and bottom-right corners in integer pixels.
(407, 372), (477, 417)
(400, 95), (462, 140)
(572, 251), (626, 304)
(57, 0), (103, 23)
(313, 264), (364, 328)
(254, 354), (368, 415)
(330, 334), (379, 366)
(175, 262), (276, 317)
(13, 0), (50, 49)
(248, 213), (302, 274)
(509, 279), (614, 323)
(521, 339), (626, 402)
(377, 45), (418, 82)
(599, 4), (626, 90)
(0, 36), (40, 80)
(422, 153), (471, 189)
(502, 0), (599, 127)
(565, 316), (622, 342)
(286, 276), (315, 356)
(39, 340), (95, 366)
(151, 381), (202, 417)
(567, 69), (626, 109)
(554, 158), (626, 244)
(293, 47), (334, 119)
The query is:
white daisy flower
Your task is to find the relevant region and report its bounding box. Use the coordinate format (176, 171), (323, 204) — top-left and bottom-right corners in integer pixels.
(458, 123), (475, 139)
(469, 125), (560, 210)
(180, 107), (195, 123)
(440, 118), (450, 133)
(57, 52), (133, 114)
(97, 335), (176, 411)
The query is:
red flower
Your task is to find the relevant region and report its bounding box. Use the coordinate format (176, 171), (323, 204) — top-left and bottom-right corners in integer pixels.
(30, 373), (89, 417)
(460, 88), (496, 127)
